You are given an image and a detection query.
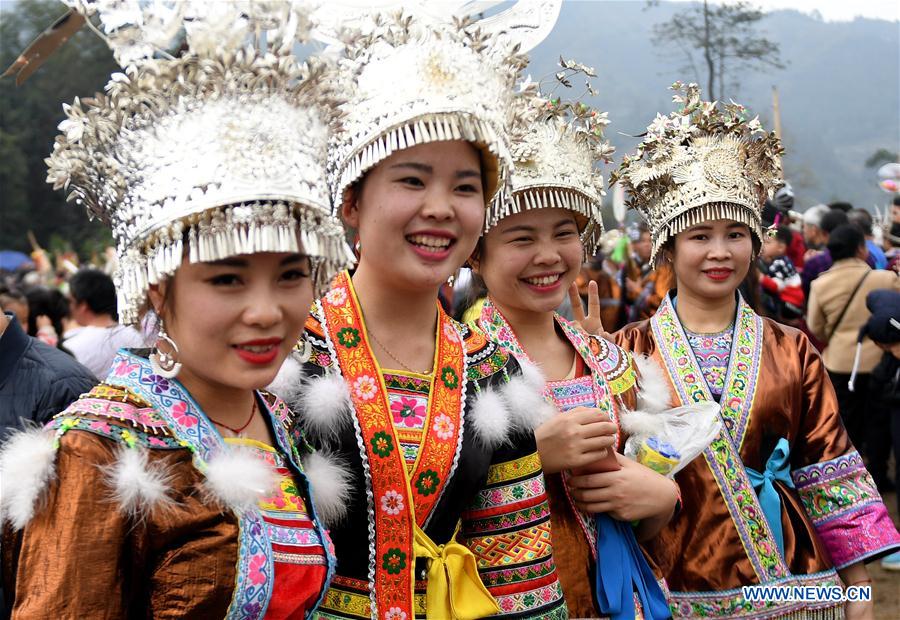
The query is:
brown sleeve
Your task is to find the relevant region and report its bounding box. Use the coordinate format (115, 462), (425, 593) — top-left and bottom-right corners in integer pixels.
(10, 432), (145, 619)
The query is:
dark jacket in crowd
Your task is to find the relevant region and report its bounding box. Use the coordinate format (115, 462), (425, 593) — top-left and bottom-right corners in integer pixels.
(0, 313), (97, 441)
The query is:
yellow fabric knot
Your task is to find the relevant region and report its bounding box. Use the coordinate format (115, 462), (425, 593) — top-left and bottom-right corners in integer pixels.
(413, 524), (500, 620)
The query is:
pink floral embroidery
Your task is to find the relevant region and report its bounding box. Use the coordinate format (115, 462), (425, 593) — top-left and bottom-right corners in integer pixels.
(88, 419), (111, 434)
(390, 396), (425, 427)
(325, 287), (348, 306)
(248, 554), (267, 585)
(170, 401), (197, 428)
(147, 436), (168, 447)
(499, 597), (516, 612)
(479, 362), (492, 375)
(380, 489), (405, 515)
(384, 607), (407, 620)
(113, 358), (138, 376)
(353, 375), (378, 401)
(442, 323), (459, 343)
(432, 414), (455, 440)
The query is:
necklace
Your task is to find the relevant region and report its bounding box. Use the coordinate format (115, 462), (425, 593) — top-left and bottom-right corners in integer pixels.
(367, 328), (433, 375)
(209, 397), (258, 436)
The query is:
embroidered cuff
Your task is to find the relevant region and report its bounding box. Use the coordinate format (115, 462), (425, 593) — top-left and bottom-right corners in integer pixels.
(792, 451), (900, 568)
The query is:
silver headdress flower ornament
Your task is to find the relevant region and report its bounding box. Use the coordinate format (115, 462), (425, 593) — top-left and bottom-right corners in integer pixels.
(44, 0), (355, 325)
(320, 1), (562, 213)
(611, 82), (784, 262)
(485, 58), (615, 256)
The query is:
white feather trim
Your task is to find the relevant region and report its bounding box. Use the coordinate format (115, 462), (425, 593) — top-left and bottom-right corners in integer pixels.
(0, 428), (57, 530)
(301, 451), (353, 527)
(619, 410), (663, 439)
(276, 372), (352, 443)
(267, 355), (304, 398)
(517, 359), (547, 392)
(102, 447), (173, 520)
(468, 387), (511, 448)
(501, 371), (556, 433)
(634, 355), (672, 413)
(204, 448), (278, 514)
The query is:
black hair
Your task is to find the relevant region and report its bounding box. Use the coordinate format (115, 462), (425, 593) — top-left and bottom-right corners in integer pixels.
(846, 209), (873, 236)
(24, 287), (70, 348)
(69, 269), (118, 320)
(820, 209), (849, 235)
(827, 224), (866, 261)
(773, 226), (792, 247)
(893, 196), (900, 207)
(828, 201), (853, 213)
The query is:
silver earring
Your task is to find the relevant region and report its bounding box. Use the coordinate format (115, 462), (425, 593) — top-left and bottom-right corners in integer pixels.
(150, 321), (182, 379)
(293, 339), (312, 364)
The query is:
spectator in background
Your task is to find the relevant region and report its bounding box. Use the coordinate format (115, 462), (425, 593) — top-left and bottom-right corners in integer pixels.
(758, 226), (804, 322)
(807, 225), (900, 481)
(0, 302), (96, 440)
(829, 201), (853, 213)
(23, 287), (70, 350)
(63, 269), (146, 378)
(0, 287), (28, 327)
(768, 184), (806, 269)
(855, 290), (900, 571)
(801, 208), (849, 299)
(801, 203), (831, 253)
(848, 208), (888, 269)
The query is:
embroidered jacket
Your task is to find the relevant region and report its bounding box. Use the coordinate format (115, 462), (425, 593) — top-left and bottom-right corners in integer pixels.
(284, 273), (568, 620)
(478, 300), (660, 619)
(0, 351), (335, 619)
(615, 293), (900, 619)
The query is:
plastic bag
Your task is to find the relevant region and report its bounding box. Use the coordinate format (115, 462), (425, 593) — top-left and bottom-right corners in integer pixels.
(620, 402), (722, 477)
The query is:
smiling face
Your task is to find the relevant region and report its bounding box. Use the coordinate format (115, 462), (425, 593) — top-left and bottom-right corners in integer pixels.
(343, 140), (486, 293)
(148, 251), (313, 392)
(670, 219), (754, 302)
(475, 208), (583, 315)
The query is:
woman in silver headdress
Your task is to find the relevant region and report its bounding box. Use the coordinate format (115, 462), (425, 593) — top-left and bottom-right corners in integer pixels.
(0, 2), (354, 617)
(608, 83), (899, 620)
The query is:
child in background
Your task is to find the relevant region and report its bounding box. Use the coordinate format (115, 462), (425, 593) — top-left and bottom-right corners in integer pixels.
(759, 226), (804, 322)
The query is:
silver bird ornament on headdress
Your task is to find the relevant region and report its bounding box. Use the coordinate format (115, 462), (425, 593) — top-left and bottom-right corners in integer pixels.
(41, 0), (354, 325)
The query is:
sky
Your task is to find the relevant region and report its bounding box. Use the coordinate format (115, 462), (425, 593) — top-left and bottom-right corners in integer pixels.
(668, 0), (899, 22)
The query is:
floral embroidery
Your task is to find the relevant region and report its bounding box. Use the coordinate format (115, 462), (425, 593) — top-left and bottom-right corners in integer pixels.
(248, 554), (267, 585)
(442, 323), (459, 343)
(380, 490), (405, 515)
(440, 366), (459, 389)
(371, 431), (395, 457)
(384, 607), (407, 620)
(382, 548), (407, 574)
(147, 374), (170, 394)
(325, 287), (348, 306)
(352, 375), (378, 401)
(432, 414), (455, 440)
(170, 401), (197, 428)
(390, 396), (425, 427)
(415, 470), (440, 496)
(337, 327), (361, 348)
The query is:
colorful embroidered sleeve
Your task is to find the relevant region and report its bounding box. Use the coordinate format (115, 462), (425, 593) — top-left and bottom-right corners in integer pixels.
(460, 441), (568, 619)
(789, 333), (900, 568)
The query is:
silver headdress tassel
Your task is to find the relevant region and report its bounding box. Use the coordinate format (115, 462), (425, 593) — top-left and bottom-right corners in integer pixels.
(485, 59), (615, 256)
(45, 1), (354, 325)
(321, 2), (561, 212)
(611, 82), (784, 262)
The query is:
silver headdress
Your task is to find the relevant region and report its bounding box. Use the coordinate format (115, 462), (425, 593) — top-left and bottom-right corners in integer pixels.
(323, 3), (561, 211)
(45, 1), (354, 325)
(612, 82), (783, 262)
(485, 60), (614, 256)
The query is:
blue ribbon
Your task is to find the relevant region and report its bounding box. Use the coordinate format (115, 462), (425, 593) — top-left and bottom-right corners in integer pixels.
(745, 437), (795, 556)
(595, 514), (671, 620)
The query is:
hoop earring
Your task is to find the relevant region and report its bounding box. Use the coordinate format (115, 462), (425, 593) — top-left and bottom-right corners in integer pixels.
(293, 339), (312, 364)
(150, 320), (182, 379)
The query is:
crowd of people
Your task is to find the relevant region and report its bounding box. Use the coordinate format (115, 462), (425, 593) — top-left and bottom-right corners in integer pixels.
(1, 2), (898, 620)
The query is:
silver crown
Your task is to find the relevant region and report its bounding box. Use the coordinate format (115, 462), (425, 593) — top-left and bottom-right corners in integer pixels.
(612, 82), (783, 262)
(325, 9), (545, 211)
(486, 66), (614, 256)
(45, 1), (354, 324)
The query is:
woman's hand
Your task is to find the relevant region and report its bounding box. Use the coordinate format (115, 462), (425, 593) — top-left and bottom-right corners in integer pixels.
(535, 407), (617, 474)
(567, 453), (677, 523)
(568, 281), (610, 339)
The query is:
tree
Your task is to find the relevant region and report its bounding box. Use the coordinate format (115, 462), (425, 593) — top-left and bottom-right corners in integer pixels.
(865, 148), (898, 169)
(651, 0), (785, 101)
(0, 0), (117, 255)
